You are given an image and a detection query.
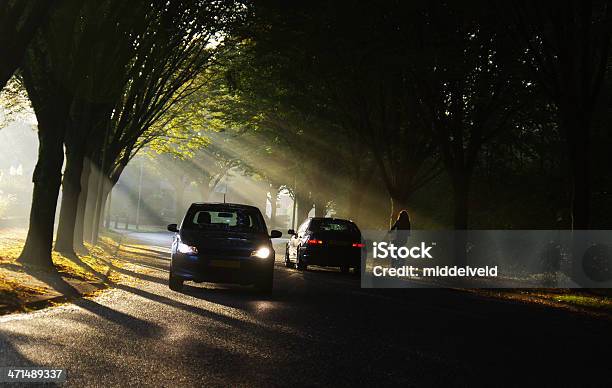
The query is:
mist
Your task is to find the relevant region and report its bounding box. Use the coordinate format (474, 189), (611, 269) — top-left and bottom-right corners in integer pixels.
(0, 121), (37, 227)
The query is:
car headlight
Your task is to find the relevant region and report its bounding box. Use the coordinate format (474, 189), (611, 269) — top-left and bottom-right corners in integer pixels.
(177, 241), (198, 254)
(252, 246), (271, 259)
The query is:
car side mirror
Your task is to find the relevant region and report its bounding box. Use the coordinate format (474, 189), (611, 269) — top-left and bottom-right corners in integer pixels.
(167, 224), (179, 233)
(287, 229), (295, 236)
(270, 230), (282, 239)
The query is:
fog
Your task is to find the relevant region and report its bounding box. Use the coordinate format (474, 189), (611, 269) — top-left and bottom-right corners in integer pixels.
(110, 157), (301, 232)
(0, 121), (37, 227)
(0, 123), (396, 236)
(0, 78), (400, 239)
(0, 97), (310, 234)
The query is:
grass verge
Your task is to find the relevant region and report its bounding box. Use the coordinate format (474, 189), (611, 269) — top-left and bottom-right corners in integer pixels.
(0, 228), (129, 314)
(466, 288), (612, 319)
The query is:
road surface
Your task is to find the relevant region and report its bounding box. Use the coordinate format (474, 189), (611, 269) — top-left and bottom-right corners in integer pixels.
(0, 231), (610, 386)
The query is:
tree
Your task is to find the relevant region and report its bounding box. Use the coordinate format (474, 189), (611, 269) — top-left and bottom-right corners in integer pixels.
(0, 0), (54, 90)
(409, 2), (526, 231)
(19, 0), (244, 265)
(240, 1), (444, 225)
(510, 0), (612, 229)
(80, 0), (244, 245)
(18, 1), (84, 267)
(54, 0), (149, 254)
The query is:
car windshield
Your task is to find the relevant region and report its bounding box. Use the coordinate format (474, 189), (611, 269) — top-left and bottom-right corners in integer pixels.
(182, 205), (266, 233)
(310, 219), (358, 233)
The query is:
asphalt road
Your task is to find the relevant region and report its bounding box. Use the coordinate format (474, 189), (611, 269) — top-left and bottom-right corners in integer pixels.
(0, 231), (610, 387)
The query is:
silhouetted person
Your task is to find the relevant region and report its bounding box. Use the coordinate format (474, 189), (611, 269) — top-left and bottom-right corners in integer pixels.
(389, 210), (411, 267)
(391, 210), (411, 234)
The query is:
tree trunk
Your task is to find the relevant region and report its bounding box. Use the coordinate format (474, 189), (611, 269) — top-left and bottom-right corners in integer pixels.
(348, 183), (365, 224)
(269, 186), (279, 227)
(200, 180), (211, 202)
(83, 163), (100, 243)
(451, 171), (471, 266)
(17, 45), (70, 267)
(54, 148), (86, 254)
(99, 184), (111, 233)
(563, 112), (592, 285)
(313, 197), (327, 217)
(452, 173), (470, 230)
(74, 158), (91, 251)
(17, 120), (65, 267)
(347, 160), (373, 225)
(294, 190), (311, 225)
(564, 114), (591, 229)
(91, 178), (110, 244)
(104, 187), (112, 229)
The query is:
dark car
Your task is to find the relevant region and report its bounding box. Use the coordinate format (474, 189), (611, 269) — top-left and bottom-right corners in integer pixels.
(285, 217), (363, 273)
(167, 203), (282, 292)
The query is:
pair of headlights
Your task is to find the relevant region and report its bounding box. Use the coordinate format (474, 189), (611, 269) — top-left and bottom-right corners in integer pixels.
(176, 242), (271, 259)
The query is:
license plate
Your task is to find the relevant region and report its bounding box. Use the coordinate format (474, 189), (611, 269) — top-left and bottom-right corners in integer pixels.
(328, 241), (349, 246)
(209, 260), (240, 269)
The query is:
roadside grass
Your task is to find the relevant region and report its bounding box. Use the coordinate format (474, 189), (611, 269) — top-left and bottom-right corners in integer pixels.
(0, 277), (49, 310)
(468, 288), (612, 318)
(0, 228), (129, 313)
(366, 256), (612, 317)
(0, 231), (123, 283)
(551, 293), (612, 308)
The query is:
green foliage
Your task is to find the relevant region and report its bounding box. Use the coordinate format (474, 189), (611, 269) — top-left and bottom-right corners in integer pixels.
(105, 1), (247, 180)
(0, 76), (32, 128)
(181, 1), (612, 229)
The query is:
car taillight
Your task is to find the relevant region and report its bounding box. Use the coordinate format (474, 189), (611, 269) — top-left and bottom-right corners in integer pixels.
(352, 243), (365, 248)
(307, 239), (323, 245)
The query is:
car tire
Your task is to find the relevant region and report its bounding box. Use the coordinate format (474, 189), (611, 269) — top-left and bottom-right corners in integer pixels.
(296, 249), (307, 271)
(340, 264), (350, 274)
(169, 273), (184, 291)
(284, 246), (294, 268)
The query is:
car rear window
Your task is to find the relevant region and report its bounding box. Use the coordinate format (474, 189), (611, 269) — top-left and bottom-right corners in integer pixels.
(310, 219), (359, 233)
(182, 206), (266, 233)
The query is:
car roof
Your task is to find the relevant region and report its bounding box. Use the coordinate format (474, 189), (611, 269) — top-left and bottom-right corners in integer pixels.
(309, 217), (355, 223)
(189, 202), (260, 210)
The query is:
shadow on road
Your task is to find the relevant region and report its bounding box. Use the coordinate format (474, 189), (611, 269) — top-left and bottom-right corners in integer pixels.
(173, 265), (362, 313)
(114, 282), (299, 340)
(111, 255), (169, 273)
(182, 283), (279, 300)
(108, 262), (168, 286)
(120, 244), (170, 257)
(118, 249), (170, 262)
(63, 252), (112, 282)
(23, 265), (81, 297)
(23, 265), (162, 337)
(0, 331), (38, 367)
(72, 298), (163, 338)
